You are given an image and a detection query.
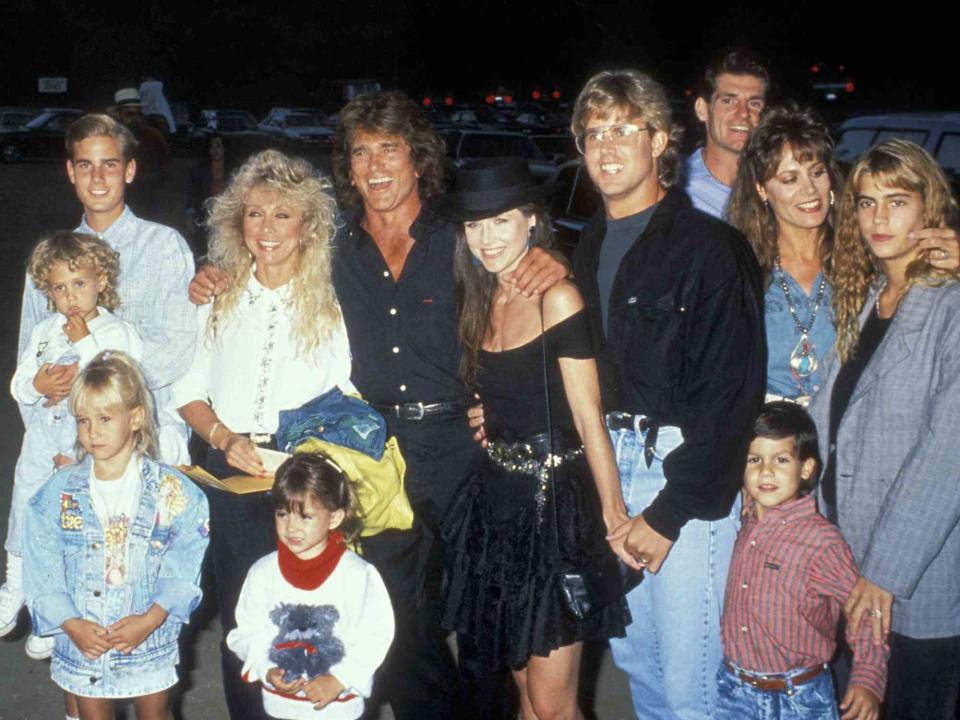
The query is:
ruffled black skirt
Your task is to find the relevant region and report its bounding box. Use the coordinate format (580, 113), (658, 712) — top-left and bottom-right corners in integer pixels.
(441, 453), (629, 670)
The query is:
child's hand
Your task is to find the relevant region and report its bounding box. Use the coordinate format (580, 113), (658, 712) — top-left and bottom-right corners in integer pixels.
(62, 618), (111, 660)
(106, 605), (168, 654)
(33, 362), (78, 403)
(840, 684), (880, 720)
(303, 674), (345, 710)
(63, 313), (90, 343)
(266, 667), (304, 694)
(53, 454), (75, 468)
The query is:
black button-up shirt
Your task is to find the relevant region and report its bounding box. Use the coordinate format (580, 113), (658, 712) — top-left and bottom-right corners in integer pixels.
(332, 204), (468, 406)
(573, 189), (766, 541)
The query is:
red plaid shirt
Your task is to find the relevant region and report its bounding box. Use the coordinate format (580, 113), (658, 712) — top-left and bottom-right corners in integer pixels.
(722, 495), (887, 699)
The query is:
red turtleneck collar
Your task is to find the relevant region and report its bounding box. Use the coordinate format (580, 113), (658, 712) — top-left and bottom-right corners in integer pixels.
(277, 531), (346, 590)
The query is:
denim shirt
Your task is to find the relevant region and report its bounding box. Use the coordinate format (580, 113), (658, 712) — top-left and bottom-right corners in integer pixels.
(764, 271), (835, 400)
(23, 456), (210, 684)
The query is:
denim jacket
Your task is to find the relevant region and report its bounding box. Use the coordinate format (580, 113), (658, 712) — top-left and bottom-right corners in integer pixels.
(23, 456), (210, 692)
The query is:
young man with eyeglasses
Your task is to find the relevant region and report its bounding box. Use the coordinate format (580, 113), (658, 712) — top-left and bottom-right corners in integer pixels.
(684, 48), (769, 219)
(570, 70), (766, 719)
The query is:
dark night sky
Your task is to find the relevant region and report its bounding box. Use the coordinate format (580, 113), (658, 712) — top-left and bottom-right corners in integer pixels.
(2, 1), (956, 114)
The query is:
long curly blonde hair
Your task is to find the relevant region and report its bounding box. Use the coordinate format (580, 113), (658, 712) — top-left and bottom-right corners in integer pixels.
(205, 150), (340, 355)
(832, 139), (960, 362)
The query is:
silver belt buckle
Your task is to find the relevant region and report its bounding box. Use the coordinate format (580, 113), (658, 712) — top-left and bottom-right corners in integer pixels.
(249, 432), (273, 446)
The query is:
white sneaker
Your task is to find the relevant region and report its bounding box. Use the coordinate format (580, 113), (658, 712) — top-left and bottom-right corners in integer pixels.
(25, 633), (54, 660)
(0, 553), (25, 637)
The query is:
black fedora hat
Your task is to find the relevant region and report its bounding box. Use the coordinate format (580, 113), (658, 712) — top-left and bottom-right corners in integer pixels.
(435, 157), (553, 221)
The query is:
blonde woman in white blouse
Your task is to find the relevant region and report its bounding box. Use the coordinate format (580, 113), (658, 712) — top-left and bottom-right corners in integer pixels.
(171, 150), (353, 720)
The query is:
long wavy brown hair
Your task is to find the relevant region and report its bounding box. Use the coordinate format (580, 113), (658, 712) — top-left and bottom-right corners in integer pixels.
(205, 150), (340, 356)
(727, 104), (842, 276)
(455, 204), (554, 385)
(832, 139), (960, 362)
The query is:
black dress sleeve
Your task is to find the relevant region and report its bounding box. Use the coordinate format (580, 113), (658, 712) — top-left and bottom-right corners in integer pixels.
(547, 309), (594, 360)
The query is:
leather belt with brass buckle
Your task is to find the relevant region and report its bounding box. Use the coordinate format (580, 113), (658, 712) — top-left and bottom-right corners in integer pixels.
(725, 661), (826, 692)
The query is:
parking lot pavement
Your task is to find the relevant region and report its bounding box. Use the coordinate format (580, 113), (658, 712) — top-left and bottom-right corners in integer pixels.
(0, 160), (636, 720)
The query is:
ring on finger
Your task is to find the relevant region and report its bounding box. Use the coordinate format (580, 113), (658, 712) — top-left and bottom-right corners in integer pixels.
(868, 608), (883, 618)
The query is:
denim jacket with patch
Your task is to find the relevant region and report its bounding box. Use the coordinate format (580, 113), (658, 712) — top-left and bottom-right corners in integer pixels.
(23, 456), (210, 672)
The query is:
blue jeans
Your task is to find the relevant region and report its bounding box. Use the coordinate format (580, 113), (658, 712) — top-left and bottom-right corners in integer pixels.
(608, 421), (738, 720)
(716, 662), (839, 720)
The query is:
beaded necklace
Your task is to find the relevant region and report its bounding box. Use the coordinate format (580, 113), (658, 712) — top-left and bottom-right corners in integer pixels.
(773, 254), (827, 382)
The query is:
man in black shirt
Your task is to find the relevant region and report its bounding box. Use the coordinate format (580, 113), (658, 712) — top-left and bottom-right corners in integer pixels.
(191, 91), (565, 720)
(569, 70), (765, 719)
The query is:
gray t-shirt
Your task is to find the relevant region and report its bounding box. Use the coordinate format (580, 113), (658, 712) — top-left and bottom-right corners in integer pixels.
(598, 205), (656, 334)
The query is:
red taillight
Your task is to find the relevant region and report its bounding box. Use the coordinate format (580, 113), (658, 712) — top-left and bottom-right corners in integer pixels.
(845, 81), (855, 93)
(504, 95), (513, 103)
(811, 64), (820, 73)
(422, 97), (431, 106)
(532, 90), (542, 100)
(444, 96), (453, 106)
(551, 90), (560, 100)
(485, 95), (495, 104)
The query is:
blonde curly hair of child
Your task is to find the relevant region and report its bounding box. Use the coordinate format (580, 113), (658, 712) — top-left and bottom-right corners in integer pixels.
(28, 231), (121, 313)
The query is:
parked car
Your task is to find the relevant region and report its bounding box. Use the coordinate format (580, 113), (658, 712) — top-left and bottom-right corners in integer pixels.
(547, 158), (601, 255)
(531, 134), (577, 165)
(440, 129), (556, 181)
(195, 109), (273, 155)
(834, 113), (960, 186)
(259, 109), (335, 144)
(0, 106), (38, 130)
(514, 111), (571, 135)
(1, 108), (82, 162)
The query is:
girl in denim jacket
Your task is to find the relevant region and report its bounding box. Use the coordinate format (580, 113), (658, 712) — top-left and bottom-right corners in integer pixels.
(23, 351), (209, 720)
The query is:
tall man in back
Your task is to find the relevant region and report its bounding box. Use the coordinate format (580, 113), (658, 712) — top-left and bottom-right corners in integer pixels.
(683, 48), (769, 219)
(570, 70), (766, 719)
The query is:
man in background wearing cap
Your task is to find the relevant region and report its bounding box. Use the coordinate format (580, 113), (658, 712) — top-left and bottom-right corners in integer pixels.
(112, 86), (170, 220)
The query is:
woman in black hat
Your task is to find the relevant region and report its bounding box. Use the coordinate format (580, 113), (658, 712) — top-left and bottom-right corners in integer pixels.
(439, 158), (631, 719)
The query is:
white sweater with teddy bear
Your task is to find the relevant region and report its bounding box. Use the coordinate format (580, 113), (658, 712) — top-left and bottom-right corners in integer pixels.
(227, 535), (394, 720)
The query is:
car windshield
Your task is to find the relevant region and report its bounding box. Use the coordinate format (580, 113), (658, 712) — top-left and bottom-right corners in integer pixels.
(285, 114), (318, 128)
(2, 112), (35, 129)
(217, 115), (257, 131)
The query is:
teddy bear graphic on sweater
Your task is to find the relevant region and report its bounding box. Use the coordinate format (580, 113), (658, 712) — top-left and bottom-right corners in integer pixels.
(268, 602), (346, 683)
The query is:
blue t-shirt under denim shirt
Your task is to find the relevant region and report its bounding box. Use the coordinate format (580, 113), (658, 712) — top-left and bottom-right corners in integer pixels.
(764, 270), (835, 400)
(598, 205), (656, 335)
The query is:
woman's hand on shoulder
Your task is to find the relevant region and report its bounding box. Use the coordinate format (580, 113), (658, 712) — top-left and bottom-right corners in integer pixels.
(188, 265), (231, 306)
(222, 433), (269, 478)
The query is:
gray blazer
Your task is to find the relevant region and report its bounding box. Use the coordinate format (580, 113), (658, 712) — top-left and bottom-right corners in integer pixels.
(810, 281), (960, 638)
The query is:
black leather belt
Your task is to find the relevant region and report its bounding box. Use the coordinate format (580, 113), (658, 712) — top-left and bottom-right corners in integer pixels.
(372, 397), (472, 421)
(605, 412), (660, 468)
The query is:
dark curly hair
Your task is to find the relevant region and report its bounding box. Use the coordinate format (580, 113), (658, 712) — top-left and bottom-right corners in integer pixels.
(332, 90), (448, 206)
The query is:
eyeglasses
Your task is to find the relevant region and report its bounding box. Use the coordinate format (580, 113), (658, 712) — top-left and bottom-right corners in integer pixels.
(576, 123), (650, 154)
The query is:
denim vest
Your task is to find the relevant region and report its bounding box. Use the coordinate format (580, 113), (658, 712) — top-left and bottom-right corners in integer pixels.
(24, 456), (210, 695)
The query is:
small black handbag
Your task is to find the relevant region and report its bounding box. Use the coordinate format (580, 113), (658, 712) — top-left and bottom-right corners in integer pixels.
(537, 300), (643, 620)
